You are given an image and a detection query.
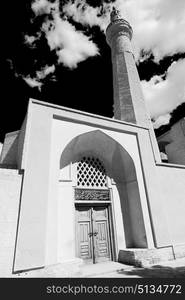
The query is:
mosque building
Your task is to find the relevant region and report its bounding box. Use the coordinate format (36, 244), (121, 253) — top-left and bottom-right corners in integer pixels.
(0, 8), (185, 276)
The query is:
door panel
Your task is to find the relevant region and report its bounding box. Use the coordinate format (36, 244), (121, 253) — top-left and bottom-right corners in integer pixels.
(93, 206), (111, 262)
(76, 206), (93, 262)
(76, 205), (112, 263)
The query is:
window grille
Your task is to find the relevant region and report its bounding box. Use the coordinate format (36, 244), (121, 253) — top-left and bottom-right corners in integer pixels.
(77, 156), (107, 188)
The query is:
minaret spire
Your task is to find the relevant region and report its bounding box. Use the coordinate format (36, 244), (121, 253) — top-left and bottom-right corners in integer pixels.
(110, 6), (122, 22)
(106, 7), (151, 127)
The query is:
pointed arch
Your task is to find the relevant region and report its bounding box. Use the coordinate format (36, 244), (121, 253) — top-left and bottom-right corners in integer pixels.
(60, 129), (148, 249)
(60, 129), (137, 184)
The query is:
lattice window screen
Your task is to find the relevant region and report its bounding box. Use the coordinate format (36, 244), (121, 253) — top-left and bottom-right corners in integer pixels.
(77, 156), (107, 188)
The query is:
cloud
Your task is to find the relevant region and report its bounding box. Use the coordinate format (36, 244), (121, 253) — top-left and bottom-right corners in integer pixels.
(29, 0), (185, 128)
(6, 59), (14, 70)
(30, 0), (185, 63)
(37, 64), (55, 78)
(63, 0), (185, 62)
(23, 64), (55, 90)
(31, 0), (185, 66)
(63, 0), (112, 31)
(23, 76), (43, 90)
(141, 59), (185, 124)
(24, 33), (41, 48)
(31, 0), (57, 16)
(43, 15), (99, 68)
(30, 0), (99, 69)
(153, 114), (171, 129)
(114, 0), (185, 61)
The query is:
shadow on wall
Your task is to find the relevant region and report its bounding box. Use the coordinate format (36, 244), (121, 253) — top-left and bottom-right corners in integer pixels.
(111, 146), (148, 249)
(0, 143), (2, 157)
(116, 264), (185, 278)
(0, 133), (19, 167)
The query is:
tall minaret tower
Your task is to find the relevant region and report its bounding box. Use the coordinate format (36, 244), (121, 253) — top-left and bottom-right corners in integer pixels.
(106, 7), (151, 127)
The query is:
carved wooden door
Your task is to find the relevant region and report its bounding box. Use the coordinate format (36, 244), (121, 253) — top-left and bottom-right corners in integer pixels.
(93, 206), (111, 263)
(76, 205), (111, 263)
(76, 206), (93, 263)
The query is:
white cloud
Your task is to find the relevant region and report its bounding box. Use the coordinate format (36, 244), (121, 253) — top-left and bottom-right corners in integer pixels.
(23, 76), (43, 90)
(63, 0), (185, 61)
(30, 0), (185, 63)
(43, 15), (99, 68)
(114, 0), (185, 61)
(153, 114), (171, 129)
(24, 33), (41, 47)
(31, 0), (58, 16)
(63, 0), (112, 31)
(30, 0), (185, 127)
(141, 59), (185, 122)
(25, 35), (37, 45)
(31, 0), (99, 69)
(23, 64), (55, 90)
(37, 64), (55, 78)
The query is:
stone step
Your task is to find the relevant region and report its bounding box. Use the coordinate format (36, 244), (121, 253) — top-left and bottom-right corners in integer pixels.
(14, 261), (133, 278)
(73, 261), (134, 278)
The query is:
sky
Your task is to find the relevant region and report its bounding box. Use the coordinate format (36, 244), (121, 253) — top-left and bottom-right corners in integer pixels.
(0, 0), (185, 144)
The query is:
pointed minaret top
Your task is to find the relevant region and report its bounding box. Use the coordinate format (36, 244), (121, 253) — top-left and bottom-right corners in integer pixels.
(110, 7), (122, 22)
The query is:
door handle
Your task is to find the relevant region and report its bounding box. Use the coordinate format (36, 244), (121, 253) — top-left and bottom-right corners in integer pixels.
(88, 231), (98, 237)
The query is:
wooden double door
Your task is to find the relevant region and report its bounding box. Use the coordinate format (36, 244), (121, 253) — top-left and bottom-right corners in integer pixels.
(76, 205), (112, 263)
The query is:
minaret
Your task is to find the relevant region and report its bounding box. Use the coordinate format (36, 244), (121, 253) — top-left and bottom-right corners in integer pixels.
(106, 7), (151, 127)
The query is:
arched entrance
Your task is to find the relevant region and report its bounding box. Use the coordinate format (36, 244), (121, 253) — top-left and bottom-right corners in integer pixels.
(59, 130), (149, 264)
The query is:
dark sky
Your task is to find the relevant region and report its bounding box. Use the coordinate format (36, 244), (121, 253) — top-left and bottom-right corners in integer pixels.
(0, 0), (184, 142)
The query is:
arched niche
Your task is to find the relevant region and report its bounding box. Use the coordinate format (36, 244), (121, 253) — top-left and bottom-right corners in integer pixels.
(59, 130), (148, 249)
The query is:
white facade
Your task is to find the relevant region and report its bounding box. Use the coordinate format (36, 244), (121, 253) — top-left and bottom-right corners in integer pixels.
(1, 99), (185, 276)
(1, 9), (185, 276)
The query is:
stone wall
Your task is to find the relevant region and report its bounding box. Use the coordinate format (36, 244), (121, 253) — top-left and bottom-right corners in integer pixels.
(166, 119), (185, 165)
(157, 118), (185, 165)
(17, 116), (27, 169)
(0, 131), (19, 167)
(0, 168), (22, 276)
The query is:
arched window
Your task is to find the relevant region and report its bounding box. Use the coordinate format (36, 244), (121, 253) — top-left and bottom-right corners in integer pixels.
(77, 156), (107, 188)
